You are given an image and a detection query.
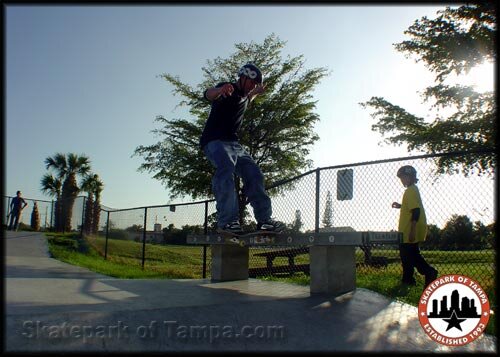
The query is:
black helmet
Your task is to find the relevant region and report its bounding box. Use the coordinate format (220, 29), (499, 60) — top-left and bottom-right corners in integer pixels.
(397, 165), (417, 178)
(238, 63), (263, 84)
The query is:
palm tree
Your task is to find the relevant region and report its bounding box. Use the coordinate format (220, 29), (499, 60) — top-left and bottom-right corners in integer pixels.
(44, 153), (91, 232)
(81, 174), (95, 235)
(92, 175), (104, 235)
(81, 173), (104, 235)
(40, 173), (62, 231)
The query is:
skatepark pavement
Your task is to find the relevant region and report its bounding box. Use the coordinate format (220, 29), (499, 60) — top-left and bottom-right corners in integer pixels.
(4, 231), (497, 352)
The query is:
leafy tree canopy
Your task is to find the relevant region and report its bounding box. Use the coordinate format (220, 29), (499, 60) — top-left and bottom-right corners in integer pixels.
(360, 3), (496, 176)
(134, 34), (329, 201)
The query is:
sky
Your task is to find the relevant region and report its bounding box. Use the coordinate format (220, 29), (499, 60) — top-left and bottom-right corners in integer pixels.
(4, 4), (495, 211)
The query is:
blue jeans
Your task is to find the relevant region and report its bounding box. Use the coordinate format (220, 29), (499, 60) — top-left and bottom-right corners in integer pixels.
(203, 140), (272, 228)
(8, 210), (21, 231)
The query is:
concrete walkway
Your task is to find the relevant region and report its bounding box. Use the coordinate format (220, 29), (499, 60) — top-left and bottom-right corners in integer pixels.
(4, 231), (497, 352)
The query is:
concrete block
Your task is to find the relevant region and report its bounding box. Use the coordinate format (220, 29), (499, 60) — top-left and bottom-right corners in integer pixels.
(211, 245), (249, 281)
(309, 245), (356, 295)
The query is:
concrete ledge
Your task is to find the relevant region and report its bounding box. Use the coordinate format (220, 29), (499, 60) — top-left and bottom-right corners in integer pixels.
(210, 244), (357, 296)
(5, 232), (496, 352)
(310, 246), (356, 295)
(211, 244), (356, 296)
(189, 231), (401, 295)
(211, 245), (249, 281)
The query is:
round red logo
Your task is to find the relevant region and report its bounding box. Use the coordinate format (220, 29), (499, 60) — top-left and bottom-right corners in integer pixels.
(418, 274), (490, 346)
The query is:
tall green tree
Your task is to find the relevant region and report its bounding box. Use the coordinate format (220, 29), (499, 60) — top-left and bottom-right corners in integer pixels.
(40, 174), (62, 231)
(134, 34), (328, 222)
(43, 153), (91, 232)
(472, 220), (490, 250)
(421, 224), (442, 250)
(487, 222), (495, 250)
(290, 209), (304, 233)
(360, 3), (495, 176)
(322, 191), (333, 228)
(441, 214), (474, 250)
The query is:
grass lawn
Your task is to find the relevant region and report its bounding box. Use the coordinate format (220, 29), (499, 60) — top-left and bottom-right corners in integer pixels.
(46, 233), (205, 279)
(45, 233), (496, 336)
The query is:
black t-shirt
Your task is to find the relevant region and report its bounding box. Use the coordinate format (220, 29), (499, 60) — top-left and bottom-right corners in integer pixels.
(199, 82), (249, 149)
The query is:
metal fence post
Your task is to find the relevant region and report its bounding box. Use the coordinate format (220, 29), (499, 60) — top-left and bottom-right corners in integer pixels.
(142, 207), (148, 269)
(315, 168), (321, 234)
(203, 201), (208, 279)
(104, 211), (110, 260)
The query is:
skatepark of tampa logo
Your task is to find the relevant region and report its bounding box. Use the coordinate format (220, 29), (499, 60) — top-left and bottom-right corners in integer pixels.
(418, 274), (490, 346)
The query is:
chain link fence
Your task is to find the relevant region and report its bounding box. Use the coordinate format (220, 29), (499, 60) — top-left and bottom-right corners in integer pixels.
(4, 150), (495, 313)
(3, 195), (86, 233)
(72, 151), (494, 288)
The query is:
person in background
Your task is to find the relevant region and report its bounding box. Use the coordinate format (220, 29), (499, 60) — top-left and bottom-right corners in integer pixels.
(8, 190), (28, 231)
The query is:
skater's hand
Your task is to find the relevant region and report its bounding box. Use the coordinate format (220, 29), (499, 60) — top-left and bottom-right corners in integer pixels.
(248, 83), (266, 102)
(219, 83), (234, 98)
(392, 202), (401, 209)
(251, 83), (266, 96)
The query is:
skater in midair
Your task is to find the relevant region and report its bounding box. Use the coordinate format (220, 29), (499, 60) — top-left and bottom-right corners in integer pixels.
(200, 63), (285, 235)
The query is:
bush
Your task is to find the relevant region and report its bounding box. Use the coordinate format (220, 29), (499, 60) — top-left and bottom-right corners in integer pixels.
(31, 202), (41, 231)
(48, 236), (78, 251)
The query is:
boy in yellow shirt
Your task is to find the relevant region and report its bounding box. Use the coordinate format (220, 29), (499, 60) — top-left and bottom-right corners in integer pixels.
(392, 166), (438, 288)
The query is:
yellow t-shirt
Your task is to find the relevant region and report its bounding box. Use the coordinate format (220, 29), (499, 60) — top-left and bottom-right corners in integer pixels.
(398, 184), (427, 243)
